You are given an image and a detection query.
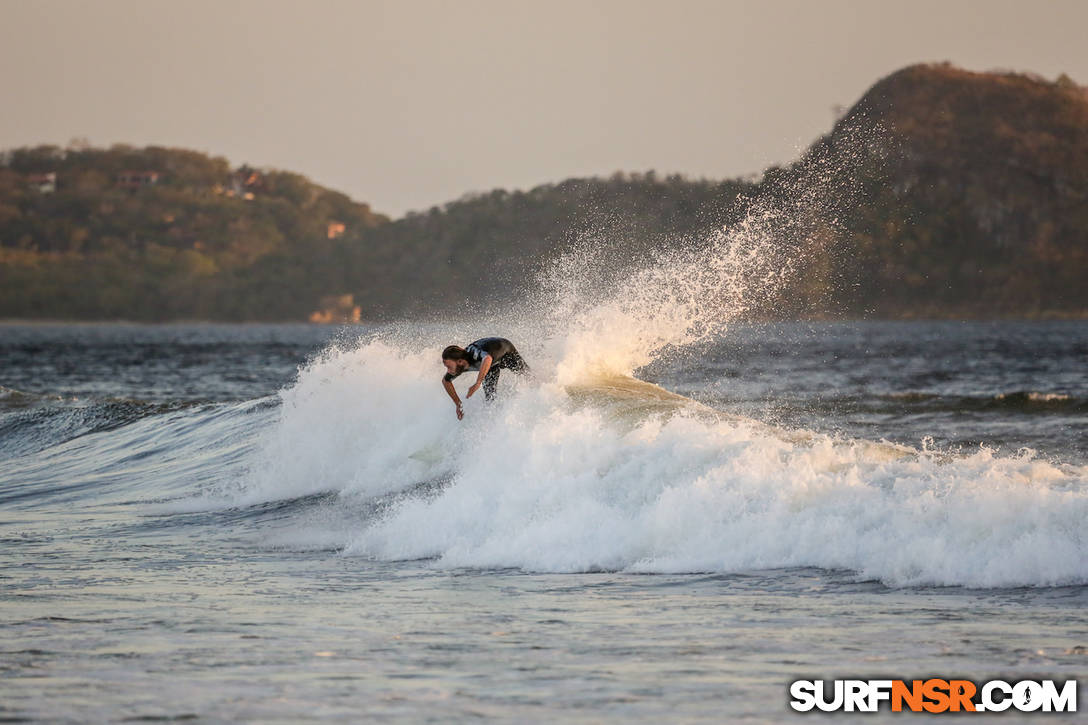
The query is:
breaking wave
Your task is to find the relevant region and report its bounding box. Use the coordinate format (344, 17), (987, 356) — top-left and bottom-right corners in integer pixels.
(224, 188), (1088, 589)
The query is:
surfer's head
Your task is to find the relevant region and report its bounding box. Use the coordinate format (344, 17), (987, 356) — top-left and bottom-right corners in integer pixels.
(442, 345), (470, 375)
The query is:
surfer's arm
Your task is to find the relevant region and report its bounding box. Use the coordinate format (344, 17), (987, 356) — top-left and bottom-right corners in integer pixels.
(442, 378), (464, 420)
(466, 355), (493, 398)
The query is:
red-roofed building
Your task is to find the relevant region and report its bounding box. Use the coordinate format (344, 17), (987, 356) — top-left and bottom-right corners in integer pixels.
(27, 172), (57, 193)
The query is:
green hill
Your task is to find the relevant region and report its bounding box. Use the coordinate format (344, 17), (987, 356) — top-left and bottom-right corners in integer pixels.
(1, 63), (1086, 321)
(0, 144), (386, 320)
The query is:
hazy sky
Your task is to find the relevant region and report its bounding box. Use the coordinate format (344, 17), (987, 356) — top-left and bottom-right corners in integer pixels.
(2, 0), (1087, 216)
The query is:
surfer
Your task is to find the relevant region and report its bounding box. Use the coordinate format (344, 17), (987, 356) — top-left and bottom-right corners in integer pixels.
(441, 337), (530, 419)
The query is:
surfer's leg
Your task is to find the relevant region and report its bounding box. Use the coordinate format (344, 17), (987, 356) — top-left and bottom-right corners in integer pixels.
(505, 348), (530, 375)
(483, 367), (500, 401)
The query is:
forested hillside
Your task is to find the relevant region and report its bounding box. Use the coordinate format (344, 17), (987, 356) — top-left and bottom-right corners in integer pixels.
(2, 63), (1085, 321)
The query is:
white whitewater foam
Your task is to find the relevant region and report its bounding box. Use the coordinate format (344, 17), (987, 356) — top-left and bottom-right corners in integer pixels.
(229, 339), (462, 506)
(334, 360), (1087, 587)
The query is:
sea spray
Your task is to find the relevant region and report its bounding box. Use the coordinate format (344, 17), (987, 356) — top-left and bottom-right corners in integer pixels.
(539, 210), (794, 384)
(523, 120), (888, 382)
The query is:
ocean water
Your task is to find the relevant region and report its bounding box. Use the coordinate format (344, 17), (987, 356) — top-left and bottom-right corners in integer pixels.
(1, 318), (1085, 723)
(1, 190), (1085, 722)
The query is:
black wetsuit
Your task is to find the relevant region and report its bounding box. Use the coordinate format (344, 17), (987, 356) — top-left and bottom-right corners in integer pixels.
(444, 337), (530, 400)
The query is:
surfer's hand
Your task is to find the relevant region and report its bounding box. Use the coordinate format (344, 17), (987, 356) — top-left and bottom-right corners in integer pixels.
(455, 403), (464, 420)
(467, 382), (481, 398)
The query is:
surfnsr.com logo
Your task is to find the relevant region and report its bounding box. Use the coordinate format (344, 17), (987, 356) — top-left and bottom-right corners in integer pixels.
(789, 679), (1077, 713)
